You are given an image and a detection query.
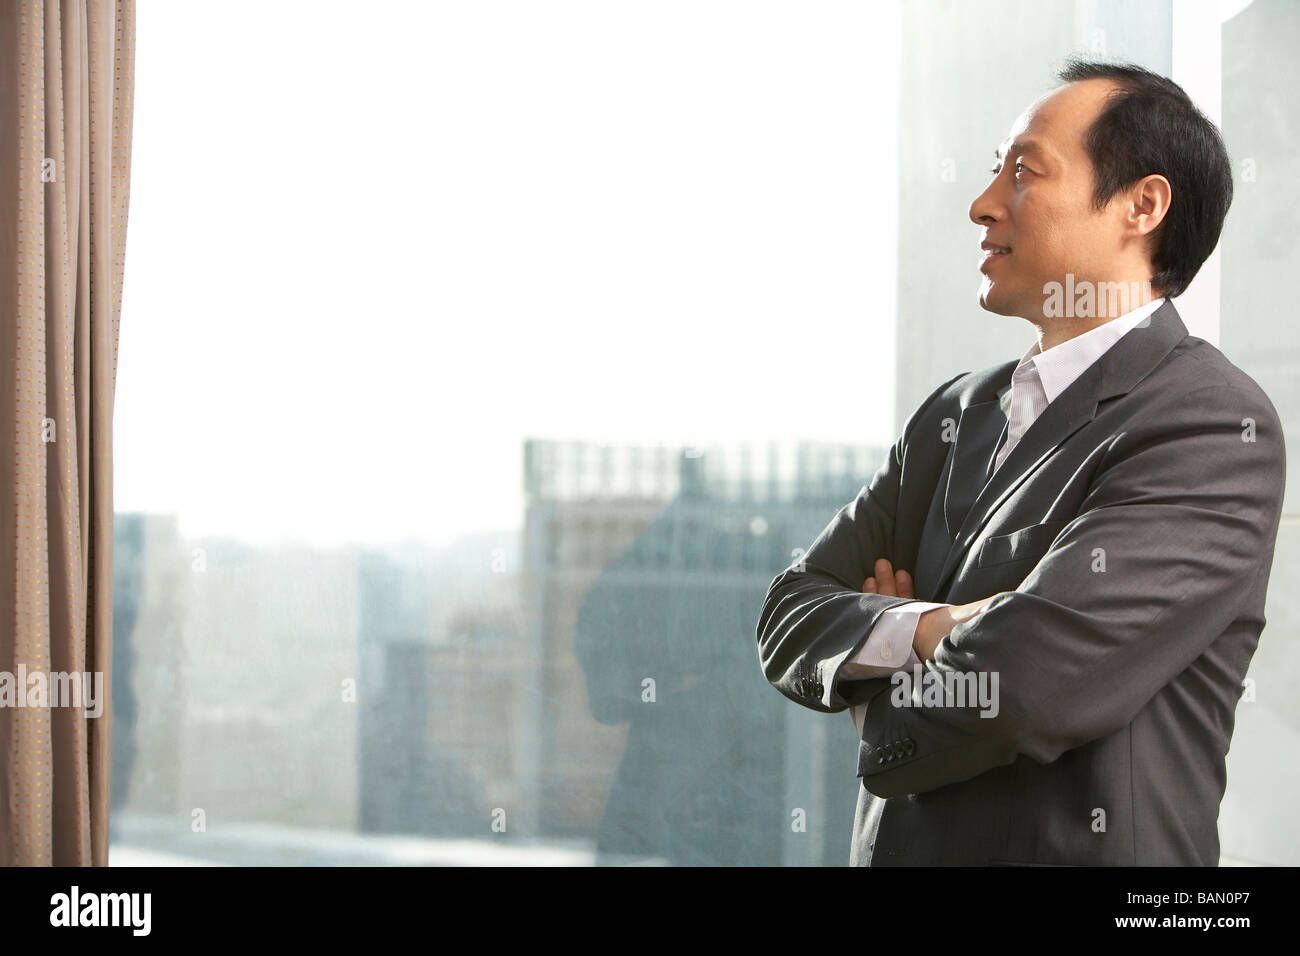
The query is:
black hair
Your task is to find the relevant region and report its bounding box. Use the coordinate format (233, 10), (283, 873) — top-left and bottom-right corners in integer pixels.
(1055, 56), (1233, 298)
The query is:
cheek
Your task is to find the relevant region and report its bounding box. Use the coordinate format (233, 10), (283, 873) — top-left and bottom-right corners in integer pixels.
(1013, 199), (1074, 275)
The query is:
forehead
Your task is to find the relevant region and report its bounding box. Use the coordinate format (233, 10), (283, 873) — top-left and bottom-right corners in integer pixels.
(997, 78), (1116, 161)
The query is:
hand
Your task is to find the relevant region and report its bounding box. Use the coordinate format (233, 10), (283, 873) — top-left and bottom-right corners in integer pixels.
(862, 557), (914, 599)
(862, 557), (996, 661)
(850, 558), (918, 733)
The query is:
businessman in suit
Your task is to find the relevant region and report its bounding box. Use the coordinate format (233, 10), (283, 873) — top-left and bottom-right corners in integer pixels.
(756, 58), (1286, 865)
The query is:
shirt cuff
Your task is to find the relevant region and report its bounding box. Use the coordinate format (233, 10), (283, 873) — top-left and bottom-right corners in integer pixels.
(841, 601), (950, 678)
(847, 603), (946, 737)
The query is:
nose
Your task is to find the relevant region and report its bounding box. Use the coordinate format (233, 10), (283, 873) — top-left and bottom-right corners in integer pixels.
(968, 175), (1004, 227)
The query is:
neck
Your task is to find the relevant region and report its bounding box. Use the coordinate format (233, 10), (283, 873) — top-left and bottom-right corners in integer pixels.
(1027, 277), (1160, 352)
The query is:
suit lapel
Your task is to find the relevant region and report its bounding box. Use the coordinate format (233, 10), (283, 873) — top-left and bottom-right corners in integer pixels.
(942, 399), (1008, 538)
(930, 299), (1190, 597)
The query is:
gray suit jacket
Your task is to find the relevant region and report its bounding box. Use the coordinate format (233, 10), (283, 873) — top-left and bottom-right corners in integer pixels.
(756, 300), (1286, 865)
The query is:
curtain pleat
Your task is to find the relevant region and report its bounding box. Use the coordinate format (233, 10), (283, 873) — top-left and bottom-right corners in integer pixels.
(0, 0), (134, 866)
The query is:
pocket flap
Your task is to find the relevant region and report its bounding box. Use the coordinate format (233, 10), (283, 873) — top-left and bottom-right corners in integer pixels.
(976, 519), (1070, 568)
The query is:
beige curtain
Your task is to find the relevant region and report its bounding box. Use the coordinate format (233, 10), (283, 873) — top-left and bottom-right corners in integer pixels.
(0, 0), (135, 865)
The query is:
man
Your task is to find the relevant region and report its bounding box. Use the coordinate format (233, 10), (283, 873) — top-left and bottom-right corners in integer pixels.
(755, 58), (1286, 866)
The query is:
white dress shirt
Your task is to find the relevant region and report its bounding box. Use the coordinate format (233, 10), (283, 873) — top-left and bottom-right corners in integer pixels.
(842, 297), (1167, 734)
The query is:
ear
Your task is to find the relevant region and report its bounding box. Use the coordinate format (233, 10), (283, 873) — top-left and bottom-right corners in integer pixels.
(1126, 173), (1171, 239)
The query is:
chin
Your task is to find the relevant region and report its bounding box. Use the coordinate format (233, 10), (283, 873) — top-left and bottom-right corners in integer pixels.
(977, 283), (1003, 314)
(977, 282), (1018, 316)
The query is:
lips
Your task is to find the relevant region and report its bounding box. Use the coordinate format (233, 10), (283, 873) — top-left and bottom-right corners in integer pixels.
(979, 240), (1011, 272)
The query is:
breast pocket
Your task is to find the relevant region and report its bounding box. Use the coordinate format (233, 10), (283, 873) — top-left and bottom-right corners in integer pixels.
(975, 519), (1070, 569)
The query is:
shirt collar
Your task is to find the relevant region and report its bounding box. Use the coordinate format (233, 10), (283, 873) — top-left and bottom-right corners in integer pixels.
(1010, 297), (1166, 405)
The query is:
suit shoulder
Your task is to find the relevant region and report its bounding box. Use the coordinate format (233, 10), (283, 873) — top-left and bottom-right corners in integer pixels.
(1159, 334), (1282, 424)
(1122, 340), (1287, 475)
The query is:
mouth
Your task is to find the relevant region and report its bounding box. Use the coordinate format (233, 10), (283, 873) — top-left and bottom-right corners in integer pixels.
(979, 242), (1011, 272)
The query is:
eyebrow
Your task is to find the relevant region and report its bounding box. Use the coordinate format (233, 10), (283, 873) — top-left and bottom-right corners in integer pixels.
(995, 139), (1047, 162)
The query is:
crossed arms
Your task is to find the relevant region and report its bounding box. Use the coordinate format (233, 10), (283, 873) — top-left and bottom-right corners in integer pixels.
(755, 378), (1285, 798)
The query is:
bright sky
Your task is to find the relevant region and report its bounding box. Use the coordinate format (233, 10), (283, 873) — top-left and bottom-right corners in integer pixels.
(115, 0), (903, 549)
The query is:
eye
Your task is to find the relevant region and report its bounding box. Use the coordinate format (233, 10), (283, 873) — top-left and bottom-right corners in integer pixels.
(990, 160), (1030, 177)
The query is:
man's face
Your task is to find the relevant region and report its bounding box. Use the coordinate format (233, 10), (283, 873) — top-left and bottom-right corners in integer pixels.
(968, 79), (1131, 320)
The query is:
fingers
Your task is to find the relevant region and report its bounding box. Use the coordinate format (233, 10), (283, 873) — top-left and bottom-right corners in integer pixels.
(873, 558), (897, 596)
(895, 568), (915, 600)
(864, 558), (915, 598)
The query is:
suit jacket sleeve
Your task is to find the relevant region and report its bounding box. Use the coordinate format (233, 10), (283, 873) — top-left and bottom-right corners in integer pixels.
(755, 373), (965, 713)
(858, 381), (1287, 798)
